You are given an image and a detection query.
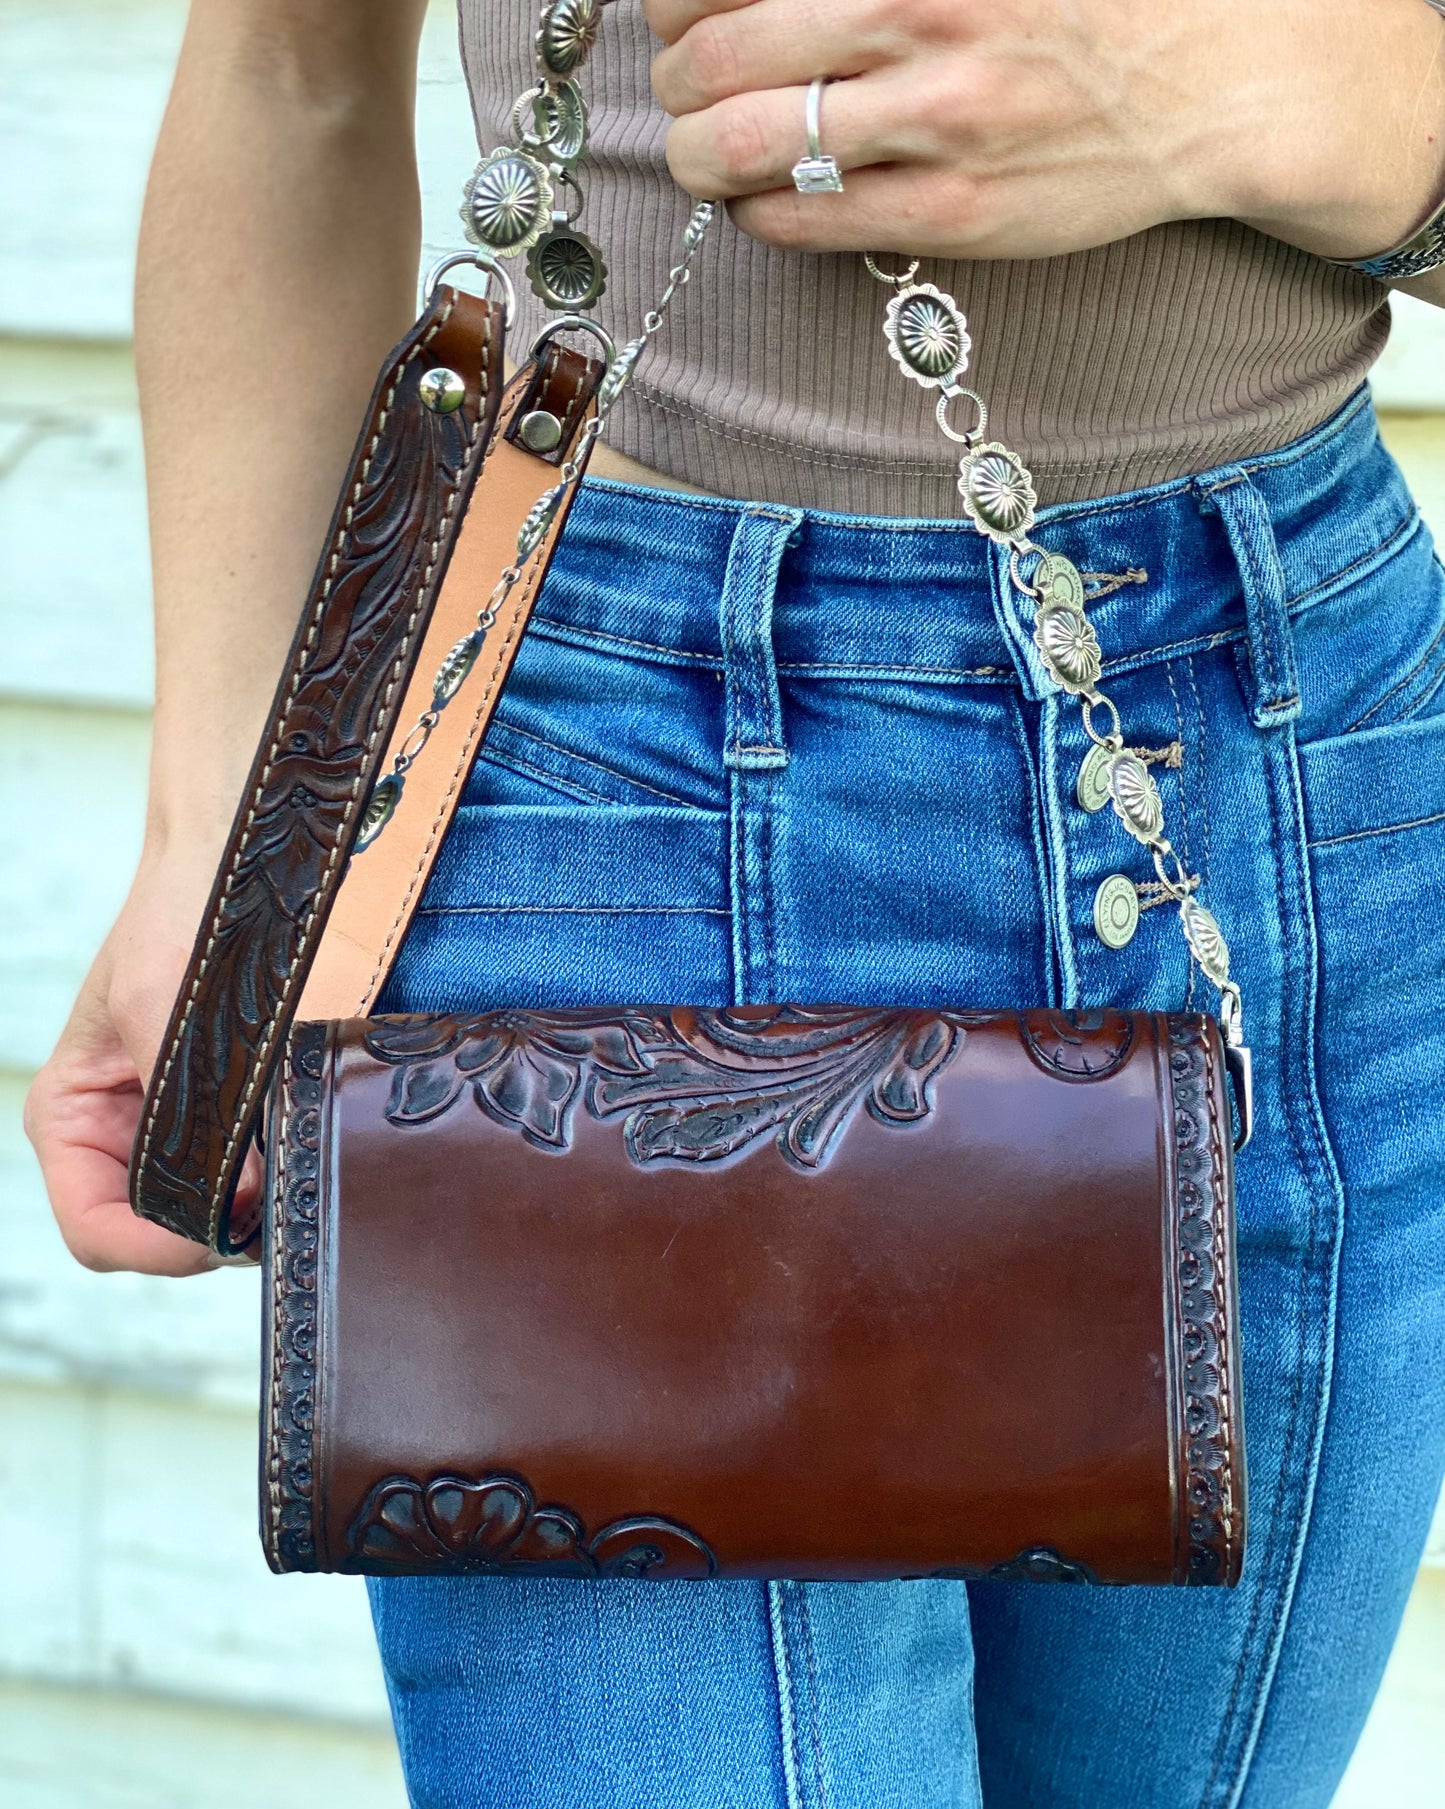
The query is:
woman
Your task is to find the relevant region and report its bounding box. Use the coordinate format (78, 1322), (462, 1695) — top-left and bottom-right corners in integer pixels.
(25, 0), (1445, 1803)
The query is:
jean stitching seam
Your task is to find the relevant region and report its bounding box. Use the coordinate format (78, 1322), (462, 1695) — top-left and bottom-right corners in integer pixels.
(1283, 508), (1419, 615)
(490, 720), (695, 807)
(1038, 692), (1080, 1007)
(798, 1589), (834, 1809)
(1199, 738), (1313, 1804)
(767, 1582), (806, 1809)
(535, 613), (723, 667)
(1344, 609), (1445, 732)
(728, 775), (746, 1007)
(1386, 661), (1445, 726)
(1209, 738), (1344, 1809)
(1006, 690), (1061, 1005)
(478, 746), (616, 807)
(1307, 806), (1445, 847)
(1223, 758), (1344, 1808)
(416, 903), (728, 916)
(1185, 652), (1215, 906)
(1165, 660), (1196, 1011)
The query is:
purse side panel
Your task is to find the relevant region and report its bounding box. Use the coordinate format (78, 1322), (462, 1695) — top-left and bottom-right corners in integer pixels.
(260, 1020), (335, 1573)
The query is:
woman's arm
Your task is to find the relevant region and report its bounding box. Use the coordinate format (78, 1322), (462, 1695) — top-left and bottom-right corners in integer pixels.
(648, 0), (1445, 307)
(24, 0), (429, 1275)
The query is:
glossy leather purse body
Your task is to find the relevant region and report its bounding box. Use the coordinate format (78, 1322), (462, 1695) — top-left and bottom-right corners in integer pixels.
(264, 1007), (1244, 1585)
(132, 289), (1248, 1590)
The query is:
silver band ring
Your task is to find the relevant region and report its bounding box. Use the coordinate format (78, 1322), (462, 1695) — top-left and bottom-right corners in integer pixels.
(791, 77), (845, 194)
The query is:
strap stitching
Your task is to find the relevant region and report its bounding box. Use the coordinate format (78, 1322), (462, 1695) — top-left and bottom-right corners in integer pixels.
(135, 293), (476, 1242)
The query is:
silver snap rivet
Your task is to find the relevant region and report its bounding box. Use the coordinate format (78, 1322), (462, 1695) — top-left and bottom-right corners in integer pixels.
(1076, 743), (1113, 813)
(419, 367), (467, 414)
(1093, 873), (1140, 950)
(519, 408), (563, 453)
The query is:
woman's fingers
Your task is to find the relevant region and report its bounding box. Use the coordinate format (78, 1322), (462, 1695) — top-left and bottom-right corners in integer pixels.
(722, 161), (991, 258)
(664, 72), (939, 201)
(24, 1060), (220, 1276)
(642, 0), (761, 52)
(651, 0), (887, 114)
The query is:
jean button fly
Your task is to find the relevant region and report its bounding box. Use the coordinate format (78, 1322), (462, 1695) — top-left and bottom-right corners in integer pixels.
(1093, 874), (1140, 949)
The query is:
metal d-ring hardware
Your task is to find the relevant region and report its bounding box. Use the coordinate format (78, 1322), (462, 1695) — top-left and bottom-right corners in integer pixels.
(527, 313), (616, 369)
(358, 200), (718, 865)
(423, 251), (518, 328)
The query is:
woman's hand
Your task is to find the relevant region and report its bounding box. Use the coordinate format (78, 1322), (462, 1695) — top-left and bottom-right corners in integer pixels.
(23, 850), (249, 1276)
(647, 0), (1445, 264)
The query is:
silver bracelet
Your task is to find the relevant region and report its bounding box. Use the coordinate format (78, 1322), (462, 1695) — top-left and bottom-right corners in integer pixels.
(1323, 179), (1445, 282)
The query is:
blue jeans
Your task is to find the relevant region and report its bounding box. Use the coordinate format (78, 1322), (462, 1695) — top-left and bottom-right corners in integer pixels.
(368, 388), (1445, 1808)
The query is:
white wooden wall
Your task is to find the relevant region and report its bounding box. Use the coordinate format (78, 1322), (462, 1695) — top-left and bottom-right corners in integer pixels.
(0, 3), (1441, 1803)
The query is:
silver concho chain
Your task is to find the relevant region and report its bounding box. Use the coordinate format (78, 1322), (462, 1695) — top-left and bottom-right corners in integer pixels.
(864, 253), (1251, 1132)
(460, 0), (609, 310)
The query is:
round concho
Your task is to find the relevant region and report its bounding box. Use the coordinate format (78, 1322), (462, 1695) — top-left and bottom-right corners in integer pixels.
(1106, 750), (1165, 845)
(959, 442), (1038, 543)
(1033, 600), (1102, 695)
(1180, 897), (1231, 989)
(461, 150), (553, 256)
(536, 0), (600, 78)
(527, 226), (608, 310)
(883, 283), (971, 388)
(1034, 550), (1086, 614)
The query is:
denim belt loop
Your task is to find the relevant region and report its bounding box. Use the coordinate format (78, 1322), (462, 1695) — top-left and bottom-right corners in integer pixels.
(719, 507), (803, 771)
(1194, 466), (1302, 730)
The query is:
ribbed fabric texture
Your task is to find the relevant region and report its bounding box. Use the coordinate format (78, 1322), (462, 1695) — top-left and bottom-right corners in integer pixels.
(462, 1), (1391, 513)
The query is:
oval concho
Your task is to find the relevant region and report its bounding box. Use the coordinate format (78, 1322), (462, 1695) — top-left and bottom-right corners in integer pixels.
(959, 444), (1038, 543)
(461, 149), (554, 256)
(883, 283), (971, 388)
(355, 773), (403, 853)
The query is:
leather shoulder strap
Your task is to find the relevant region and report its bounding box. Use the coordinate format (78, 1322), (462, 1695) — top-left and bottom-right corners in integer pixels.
(130, 288), (503, 1253)
(298, 344), (603, 1020)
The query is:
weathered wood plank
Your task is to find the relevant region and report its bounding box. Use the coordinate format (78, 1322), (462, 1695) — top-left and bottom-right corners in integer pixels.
(0, 703), (149, 1072)
(0, 1677), (404, 1809)
(0, 0), (481, 342)
(0, 342), (153, 709)
(0, 1379), (392, 1724)
(0, 1076), (260, 1403)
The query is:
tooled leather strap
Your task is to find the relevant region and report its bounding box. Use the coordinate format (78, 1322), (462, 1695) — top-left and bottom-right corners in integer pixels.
(298, 344), (603, 1020)
(130, 289), (505, 1253)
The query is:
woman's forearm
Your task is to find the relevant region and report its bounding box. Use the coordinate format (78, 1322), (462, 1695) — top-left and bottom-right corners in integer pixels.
(137, 0), (429, 859)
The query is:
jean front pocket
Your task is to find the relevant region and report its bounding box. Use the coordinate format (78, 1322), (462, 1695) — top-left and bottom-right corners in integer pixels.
(1291, 516), (1445, 743)
(465, 624), (728, 814)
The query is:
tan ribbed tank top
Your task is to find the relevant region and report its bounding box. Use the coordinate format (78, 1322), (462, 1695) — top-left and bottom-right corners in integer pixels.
(462, 1), (1390, 513)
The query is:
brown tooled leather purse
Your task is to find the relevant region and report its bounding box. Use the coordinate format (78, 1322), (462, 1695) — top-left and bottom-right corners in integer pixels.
(130, 9), (1252, 1588)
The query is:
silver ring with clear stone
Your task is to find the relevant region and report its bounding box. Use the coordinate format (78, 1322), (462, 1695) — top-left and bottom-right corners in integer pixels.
(792, 78), (844, 194)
